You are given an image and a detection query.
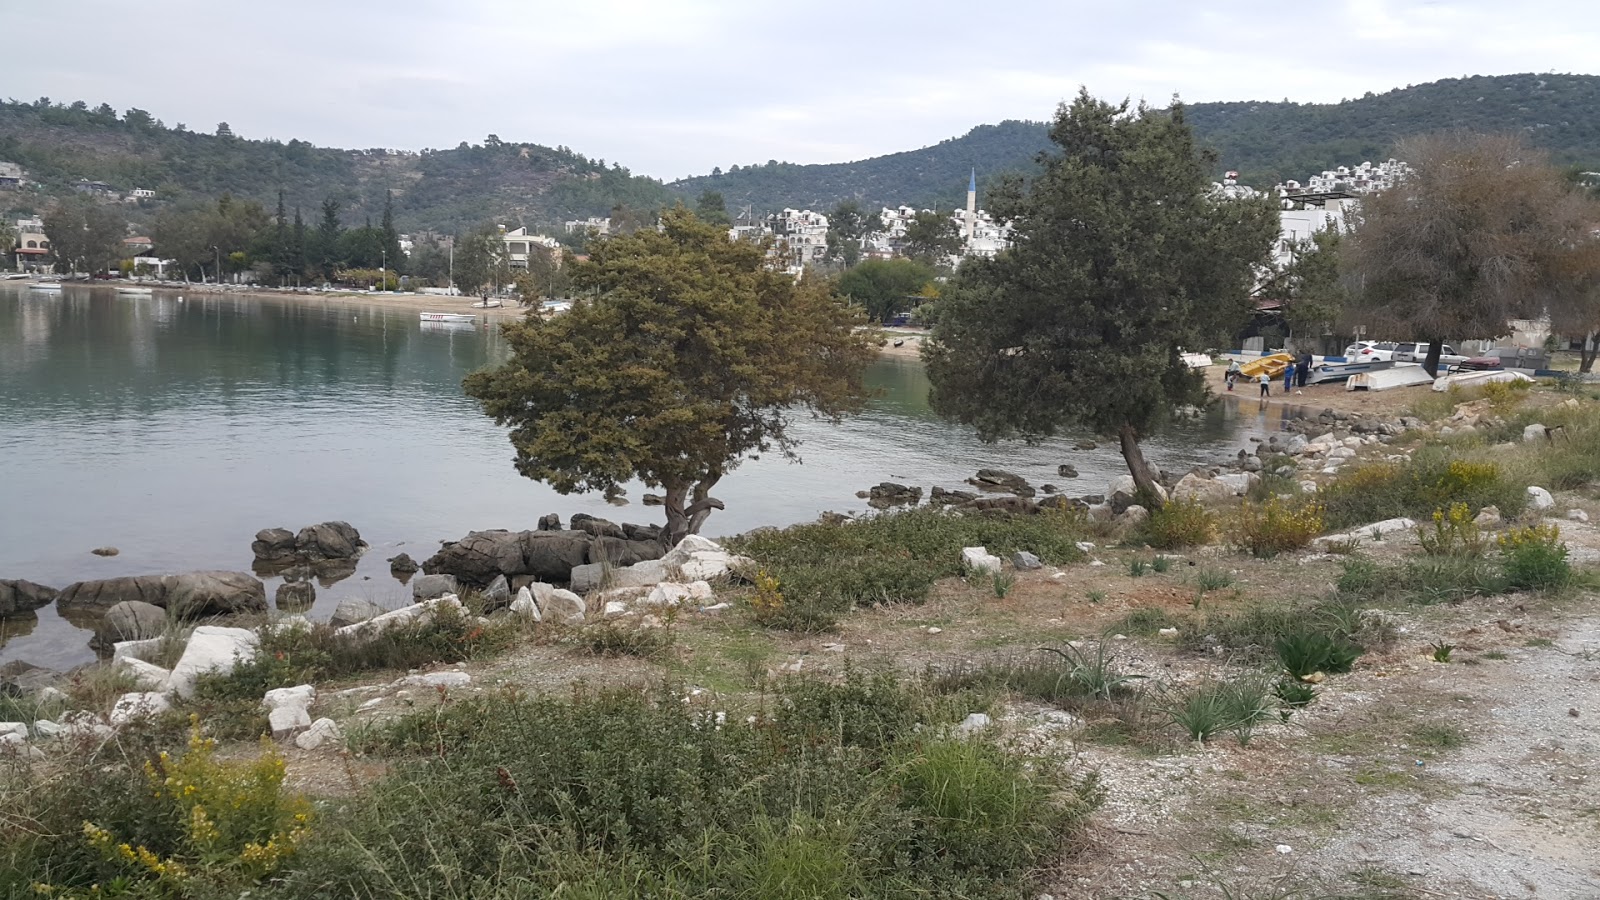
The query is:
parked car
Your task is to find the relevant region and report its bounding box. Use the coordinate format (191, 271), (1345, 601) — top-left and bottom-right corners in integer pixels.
(1392, 342), (1469, 367)
(1342, 340), (1397, 361)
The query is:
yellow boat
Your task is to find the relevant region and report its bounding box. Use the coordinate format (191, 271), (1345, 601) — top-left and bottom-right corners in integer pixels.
(1238, 353), (1295, 379)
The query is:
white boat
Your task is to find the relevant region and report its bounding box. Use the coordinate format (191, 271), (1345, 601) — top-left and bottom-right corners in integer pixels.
(1304, 357), (1393, 385)
(28, 282), (63, 292)
(420, 320), (477, 333)
(1431, 370), (1535, 392)
(116, 286), (154, 296)
(1347, 364), (1432, 391)
(420, 312), (478, 323)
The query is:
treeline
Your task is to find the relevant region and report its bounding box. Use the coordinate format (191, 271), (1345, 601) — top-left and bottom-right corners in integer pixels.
(0, 99), (674, 232)
(670, 73), (1600, 213)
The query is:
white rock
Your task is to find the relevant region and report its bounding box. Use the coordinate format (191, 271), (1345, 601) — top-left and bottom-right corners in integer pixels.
(114, 657), (172, 692)
(1215, 473), (1259, 495)
(397, 671), (472, 689)
(1568, 509), (1590, 523)
(686, 580), (714, 601)
(0, 722), (26, 739)
(1158, 627), (1179, 637)
(1341, 436), (1363, 449)
(661, 534), (725, 567)
(262, 684), (316, 711)
(1299, 480), (1319, 494)
(927, 626), (943, 635)
(698, 602), (732, 614)
(961, 546), (1002, 575)
(334, 595), (462, 641)
(679, 551), (755, 582)
(1527, 486), (1556, 510)
(1523, 423), (1547, 442)
(1172, 473), (1234, 505)
(510, 586), (542, 621)
(956, 712), (992, 734)
(357, 697), (385, 712)
(779, 659), (803, 674)
(540, 588), (586, 625)
(0, 730), (42, 759)
(266, 615), (312, 636)
(109, 692), (171, 727)
(295, 717), (342, 751)
(821, 643), (846, 653)
(1075, 541), (1096, 552)
(1314, 517), (1415, 549)
(603, 600), (630, 619)
(1326, 446), (1357, 461)
(111, 637), (165, 664)
(167, 626), (261, 698)
(268, 704), (312, 740)
(1276, 844), (1293, 854)
(644, 583), (692, 607)
(57, 711), (115, 742)
(32, 719), (62, 739)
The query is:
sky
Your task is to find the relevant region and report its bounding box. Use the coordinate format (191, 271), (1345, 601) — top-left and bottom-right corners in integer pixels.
(6, 0), (1596, 181)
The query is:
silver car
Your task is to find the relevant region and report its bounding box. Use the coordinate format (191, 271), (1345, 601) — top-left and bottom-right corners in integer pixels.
(1392, 342), (1469, 367)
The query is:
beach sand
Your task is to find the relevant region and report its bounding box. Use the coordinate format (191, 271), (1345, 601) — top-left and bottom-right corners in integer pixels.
(1204, 361), (1431, 417)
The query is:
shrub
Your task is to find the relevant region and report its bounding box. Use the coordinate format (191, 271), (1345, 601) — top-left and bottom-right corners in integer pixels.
(1110, 607), (1178, 636)
(1166, 678), (1273, 745)
(990, 570), (1016, 598)
(1275, 630), (1362, 678)
(1318, 449), (1527, 531)
(1273, 678), (1318, 712)
(1128, 558), (1148, 577)
(933, 643), (1144, 708)
(1151, 555), (1172, 574)
(1499, 523), (1571, 590)
(1233, 497), (1324, 557)
(748, 568), (787, 625)
(1195, 568), (1234, 592)
(1417, 503), (1489, 557)
(1140, 497), (1216, 549)
(30, 720), (311, 897)
(578, 621), (675, 658)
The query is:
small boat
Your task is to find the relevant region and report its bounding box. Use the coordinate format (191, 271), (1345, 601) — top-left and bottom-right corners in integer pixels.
(116, 286), (154, 296)
(420, 312), (478, 323)
(1346, 364), (1431, 392)
(420, 320), (477, 333)
(1238, 353), (1294, 379)
(1304, 357), (1395, 385)
(1432, 370), (1534, 392)
(28, 282), (63, 292)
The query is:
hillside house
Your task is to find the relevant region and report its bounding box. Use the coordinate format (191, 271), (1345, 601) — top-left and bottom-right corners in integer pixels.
(13, 217), (50, 271)
(501, 226), (561, 269)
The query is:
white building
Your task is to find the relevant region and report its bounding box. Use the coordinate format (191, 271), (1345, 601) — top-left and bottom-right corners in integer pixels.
(1274, 197), (1354, 268)
(767, 208), (830, 271)
(1279, 159), (1410, 196)
(501, 226), (561, 269)
(130, 188), (155, 200)
(13, 217), (49, 271)
(564, 216), (611, 236)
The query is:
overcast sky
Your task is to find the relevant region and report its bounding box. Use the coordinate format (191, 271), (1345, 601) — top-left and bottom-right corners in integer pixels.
(7, 0), (1595, 180)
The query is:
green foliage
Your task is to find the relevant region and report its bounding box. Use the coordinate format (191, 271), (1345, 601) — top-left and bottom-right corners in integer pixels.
(1141, 497), (1217, 549)
(925, 94), (1279, 495)
(931, 643), (1145, 711)
(451, 221), (509, 298)
(1151, 555), (1172, 573)
(1337, 553), (1512, 604)
(692, 189), (730, 226)
(1195, 568), (1235, 592)
(465, 210), (878, 544)
(901, 209), (962, 267)
(1273, 678), (1319, 711)
(1498, 523), (1572, 589)
(1275, 631), (1363, 678)
(1128, 558), (1148, 577)
(990, 570), (1016, 598)
(1232, 497), (1324, 557)
(836, 257), (934, 323)
(1319, 449), (1528, 531)
(43, 195), (126, 274)
(258, 673), (1098, 898)
(578, 621), (675, 659)
(1166, 677), (1274, 745)
(1417, 502), (1490, 557)
(1430, 640), (1455, 663)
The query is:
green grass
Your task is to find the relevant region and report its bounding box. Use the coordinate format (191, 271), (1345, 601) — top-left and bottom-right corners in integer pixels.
(1317, 445), (1529, 532)
(1110, 607), (1179, 636)
(1410, 723), (1469, 751)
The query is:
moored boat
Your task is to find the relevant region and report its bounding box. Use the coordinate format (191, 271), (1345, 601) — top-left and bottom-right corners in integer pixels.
(419, 312), (478, 323)
(116, 286), (154, 295)
(28, 281), (63, 292)
(1304, 357), (1395, 385)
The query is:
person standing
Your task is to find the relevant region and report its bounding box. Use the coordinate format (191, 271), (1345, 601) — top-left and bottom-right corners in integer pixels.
(1259, 372), (1271, 398)
(1283, 361), (1296, 392)
(1298, 353), (1313, 387)
(1225, 360), (1241, 392)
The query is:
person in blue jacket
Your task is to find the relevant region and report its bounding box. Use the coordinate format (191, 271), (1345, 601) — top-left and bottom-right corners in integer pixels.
(1282, 361), (1296, 392)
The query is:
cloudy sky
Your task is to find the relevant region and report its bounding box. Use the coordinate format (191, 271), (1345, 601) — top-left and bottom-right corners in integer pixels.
(7, 0), (1594, 180)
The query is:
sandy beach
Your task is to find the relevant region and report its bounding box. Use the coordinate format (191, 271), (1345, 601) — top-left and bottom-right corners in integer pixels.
(1203, 361), (1431, 417)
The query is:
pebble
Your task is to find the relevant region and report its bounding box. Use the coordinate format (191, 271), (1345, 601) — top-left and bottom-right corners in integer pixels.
(926, 626), (942, 635)
(1158, 627), (1179, 637)
(1276, 844), (1293, 854)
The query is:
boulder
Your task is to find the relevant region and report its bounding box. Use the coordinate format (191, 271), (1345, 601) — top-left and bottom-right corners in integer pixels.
(57, 571), (266, 619)
(274, 580), (315, 610)
(397, 671), (471, 689)
(250, 527), (298, 562)
(1474, 506), (1502, 528)
(335, 595), (461, 641)
(1523, 424), (1548, 443)
(968, 469), (1034, 497)
(262, 684), (316, 711)
(1171, 473), (1235, 506)
(1012, 551), (1043, 570)
(929, 486), (979, 506)
(90, 601), (168, 653)
(1119, 505), (1150, 527)
(642, 494), (665, 506)
(510, 586), (542, 621)
(295, 717), (342, 751)
(1215, 473), (1259, 495)
(329, 598), (387, 628)
(167, 626), (261, 698)
(588, 536), (664, 568)
(412, 573), (459, 602)
(88, 547), (118, 557)
(571, 559), (666, 595)
(268, 705), (312, 740)
(0, 579), (57, 618)
(1074, 440), (1097, 450)
(960, 547), (1002, 575)
(387, 552), (419, 575)
(603, 600), (630, 619)
(1241, 456), (1264, 472)
(572, 514), (627, 539)
(111, 638), (164, 664)
(423, 530), (529, 584)
(482, 574), (512, 611)
(1107, 475), (1168, 512)
(109, 692), (171, 727)
(540, 589), (586, 625)
(1569, 509), (1590, 523)
(1313, 517), (1416, 550)
(114, 657), (172, 692)
(1057, 464), (1079, 478)
(1527, 486), (1556, 511)
(867, 482), (923, 508)
(536, 513), (563, 531)
(294, 521), (366, 561)
(0, 660), (61, 697)
(960, 496), (1040, 515)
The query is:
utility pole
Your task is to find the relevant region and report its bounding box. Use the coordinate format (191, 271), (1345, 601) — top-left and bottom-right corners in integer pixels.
(211, 246), (220, 285)
(380, 249), (386, 291)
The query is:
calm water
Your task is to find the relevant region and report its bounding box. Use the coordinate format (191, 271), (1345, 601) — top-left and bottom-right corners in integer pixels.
(0, 284), (1287, 667)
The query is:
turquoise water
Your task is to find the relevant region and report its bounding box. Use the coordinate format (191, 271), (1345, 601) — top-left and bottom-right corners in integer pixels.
(0, 284), (1283, 667)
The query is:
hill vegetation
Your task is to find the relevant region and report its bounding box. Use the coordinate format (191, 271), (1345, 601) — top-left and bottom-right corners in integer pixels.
(669, 73), (1600, 214)
(0, 99), (674, 233)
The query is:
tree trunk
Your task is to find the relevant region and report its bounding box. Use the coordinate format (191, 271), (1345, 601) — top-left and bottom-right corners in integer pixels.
(660, 476), (726, 547)
(1581, 332), (1597, 374)
(1422, 338), (1443, 378)
(1118, 424), (1164, 510)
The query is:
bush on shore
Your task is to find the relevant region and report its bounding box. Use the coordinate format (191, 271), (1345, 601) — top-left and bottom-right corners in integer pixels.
(1318, 447), (1527, 531)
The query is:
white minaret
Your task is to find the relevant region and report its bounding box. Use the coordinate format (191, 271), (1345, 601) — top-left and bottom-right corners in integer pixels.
(964, 168), (977, 244)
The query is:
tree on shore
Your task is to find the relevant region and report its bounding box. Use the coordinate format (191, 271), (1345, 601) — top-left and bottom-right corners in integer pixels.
(1546, 193), (1600, 373)
(44, 197), (126, 274)
(826, 200), (881, 267)
(694, 190), (731, 226)
(837, 257), (934, 323)
(464, 209), (878, 545)
(313, 198), (343, 280)
(453, 223), (509, 300)
(1259, 226), (1349, 352)
(1344, 132), (1579, 377)
(925, 92), (1278, 506)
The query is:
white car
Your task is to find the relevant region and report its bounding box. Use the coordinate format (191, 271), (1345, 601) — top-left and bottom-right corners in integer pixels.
(1342, 341), (1397, 361)
(1392, 342), (1469, 367)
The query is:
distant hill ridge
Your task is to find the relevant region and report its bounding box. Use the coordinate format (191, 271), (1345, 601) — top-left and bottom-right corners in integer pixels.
(2, 73), (1595, 232)
(668, 73), (1600, 214)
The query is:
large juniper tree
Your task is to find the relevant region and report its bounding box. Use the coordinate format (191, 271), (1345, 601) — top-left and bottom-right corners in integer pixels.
(464, 209), (878, 545)
(925, 92), (1278, 506)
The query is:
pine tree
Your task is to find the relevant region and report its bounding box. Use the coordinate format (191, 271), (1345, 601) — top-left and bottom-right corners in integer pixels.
(290, 206), (307, 281)
(315, 198), (342, 281)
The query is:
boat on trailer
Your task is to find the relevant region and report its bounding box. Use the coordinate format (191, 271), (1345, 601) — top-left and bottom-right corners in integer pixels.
(420, 312), (478, 323)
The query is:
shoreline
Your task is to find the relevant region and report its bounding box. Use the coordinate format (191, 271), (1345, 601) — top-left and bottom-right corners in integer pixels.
(105, 282), (530, 321)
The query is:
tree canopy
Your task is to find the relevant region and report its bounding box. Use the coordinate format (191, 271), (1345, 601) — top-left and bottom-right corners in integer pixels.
(463, 209), (878, 544)
(901, 211), (961, 268)
(1343, 132), (1581, 375)
(44, 196), (126, 274)
(837, 258), (935, 323)
(453, 223), (509, 299)
(925, 92), (1279, 503)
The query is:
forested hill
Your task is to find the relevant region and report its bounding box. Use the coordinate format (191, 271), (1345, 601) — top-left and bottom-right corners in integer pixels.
(0, 100), (673, 232)
(669, 73), (1600, 214)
